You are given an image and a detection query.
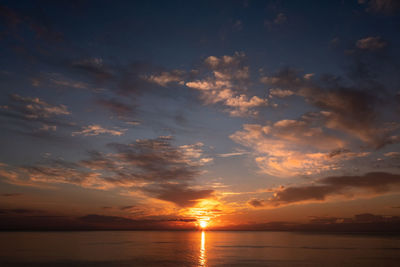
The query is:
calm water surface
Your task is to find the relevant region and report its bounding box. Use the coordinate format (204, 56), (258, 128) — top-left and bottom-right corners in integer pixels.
(0, 231), (399, 266)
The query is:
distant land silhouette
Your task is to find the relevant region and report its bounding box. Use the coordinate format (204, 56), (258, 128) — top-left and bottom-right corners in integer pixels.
(1, 210), (399, 232)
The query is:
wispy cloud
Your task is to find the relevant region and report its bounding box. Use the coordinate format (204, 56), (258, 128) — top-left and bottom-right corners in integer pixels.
(2, 94), (70, 119)
(356, 36), (387, 51)
(217, 152), (248, 158)
(72, 124), (127, 136)
(144, 70), (185, 87)
(0, 94), (72, 136)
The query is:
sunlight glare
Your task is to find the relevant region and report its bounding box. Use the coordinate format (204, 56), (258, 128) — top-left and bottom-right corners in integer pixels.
(199, 230), (206, 266)
(199, 220), (208, 229)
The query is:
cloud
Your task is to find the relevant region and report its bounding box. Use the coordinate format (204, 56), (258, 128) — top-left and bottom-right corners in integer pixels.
(224, 95), (267, 117)
(76, 214), (198, 229)
(96, 98), (136, 117)
(144, 183), (214, 207)
(263, 172), (400, 207)
(232, 20), (243, 31)
(231, 114), (356, 177)
(120, 205), (136, 211)
(39, 124), (57, 132)
(248, 198), (265, 207)
(241, 47), (399, 177)
(186, 52), (267, 117)
(268, 88), (294, 98)
(264, 12), (287, 30)
(0, 138), (214, 207)
(274, 13), (287, 24)
(68, 54), (266, 118)
(69, 58), (157, 97)
(0, 94), (73, 137)
(0, 210), (199, 230)
(1, 193), (22, 197)
(23, 163), (107, 189)
(2, 94), (70, 119)
(0, 208), (41, 214)
(144, 70), (185, 87)
(217, 152), (248, 158)
(356, 36), (387, 51)
(72, 57), (113, 82)
(384, 152), (400, 157)
(260, 67), (304, 88)
(260, 67), (398, 149)
(360, 0), (400, 15)
(33, 72), (97, 91)
(72, 124), (127, 137)
(0, 4), (63, 43)
(303, 89), (390, 149)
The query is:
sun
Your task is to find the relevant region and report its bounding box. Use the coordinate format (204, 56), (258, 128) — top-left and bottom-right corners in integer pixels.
(199, 220), (208, 229)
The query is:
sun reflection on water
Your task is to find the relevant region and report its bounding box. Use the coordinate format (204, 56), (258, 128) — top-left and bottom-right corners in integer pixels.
(199, 230), (206, 266)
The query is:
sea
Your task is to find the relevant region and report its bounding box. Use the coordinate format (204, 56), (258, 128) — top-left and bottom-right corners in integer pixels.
(0, 231), (399, 266)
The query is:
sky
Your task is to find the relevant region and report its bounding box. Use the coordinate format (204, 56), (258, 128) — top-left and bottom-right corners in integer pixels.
(0, 0), (400, 230)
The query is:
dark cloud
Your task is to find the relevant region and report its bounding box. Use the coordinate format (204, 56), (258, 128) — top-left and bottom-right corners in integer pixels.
(274, 13), (287, 24)
(261, 65), (399, 149)
(0, 3), (66, 68)
(266, 172), (400, 206)
(71, 58), (113, 82)
(144, 183), (214, 207)
(69, 59), (159, 96)
(304, 88), (386, 148)
(77, 214), (197, 230)
(0, 4), (63, 43)
(308, 216), (339, 224)
(248, 198), (265, 208)
(120, 205), (136, 211)
(100, 137), (206, 184)
(1, 193), (21, 197)
(328, 148), (350, 158)
(361, 0), (400, 15)
(0, 208), (40, 214)
(99, 138), (214, 206)
(96, 98), (136, 117)
(79, 214), (197, 225)
(1, 211), (197, 231)
(1, 137), (213, 207)
(79, 214), (139, 224)
(0, 94), (74, 137)
(1, 210), (398, 231)
(2, 94), (70, 120)
(68, 59), (177, 119)
(0, 5), (22, 28)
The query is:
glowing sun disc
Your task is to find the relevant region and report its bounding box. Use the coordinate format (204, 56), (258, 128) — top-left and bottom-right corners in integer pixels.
(199, 221), (208, 229)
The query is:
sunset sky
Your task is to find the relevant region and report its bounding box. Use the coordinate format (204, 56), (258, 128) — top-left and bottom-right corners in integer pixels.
(1, 0), (400, 230)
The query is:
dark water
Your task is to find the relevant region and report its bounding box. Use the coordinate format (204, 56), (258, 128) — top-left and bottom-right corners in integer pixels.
(0, 231), (399, 266)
